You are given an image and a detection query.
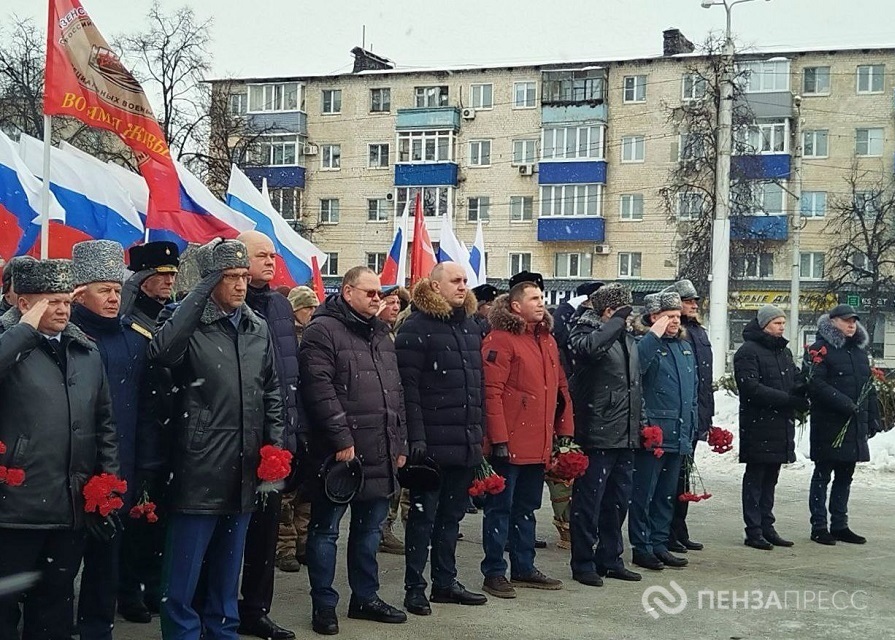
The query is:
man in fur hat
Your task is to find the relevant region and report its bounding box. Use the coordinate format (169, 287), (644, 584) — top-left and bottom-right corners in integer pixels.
(0, 255), (36, 315)
(0, 259), (119, 640)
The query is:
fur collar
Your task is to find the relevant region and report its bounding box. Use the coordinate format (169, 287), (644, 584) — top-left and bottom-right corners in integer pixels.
(576, 308), (605, 329)
(487, 293), (554, 335)
(816, 314), (869, 350)
(199, 300), (260, 326)
(410, 278), (477, 320)
(0, 307), (95, 349)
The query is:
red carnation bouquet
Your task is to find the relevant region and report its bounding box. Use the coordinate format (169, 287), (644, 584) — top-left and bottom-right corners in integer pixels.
(707, 426), (734, 454)
(546, 438), (589, 482)
(678, 458), (711, 503)
(83, 473), (127, 516)
(129, 495), (159, 523)
(0, 441), (26, 487)
(257, 445), (293, 492)
(641, 425), (664, 458)
(468, 459), (506, 497)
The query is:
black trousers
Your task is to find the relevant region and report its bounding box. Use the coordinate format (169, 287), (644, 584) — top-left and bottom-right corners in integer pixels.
(742, 462), (782, 539)
(0, 528), (85, 640)
(238, 492), (283, 621)
(119, 475), (168, 608)
(669, 453), (692, 545)
(78, 532), (121, 640)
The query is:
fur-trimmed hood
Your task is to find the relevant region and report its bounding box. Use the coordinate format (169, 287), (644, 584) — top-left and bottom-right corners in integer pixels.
(199, 299), (261, 326)
(410, 278), (477, 320)
(816, 314), (869, 350)
(0, 306), (95, 349)
(488, 293), (553, 335)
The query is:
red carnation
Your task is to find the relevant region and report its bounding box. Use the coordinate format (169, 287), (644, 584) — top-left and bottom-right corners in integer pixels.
(146, 511), (159, 523)
(653, 447), (665, 458)
(83, 473), (127, 516)
(485, 474), (506, 495)
(257, 445), (293, 483)
(641, 425), (663, 450)
(549, 450), (590, 481)
(0, 441), (6, 455)
(707, 427), (734, 454)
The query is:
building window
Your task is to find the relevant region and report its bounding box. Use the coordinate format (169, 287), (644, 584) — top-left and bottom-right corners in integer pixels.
(800, 191), (827, 218)
(248, 82), (300, 112)
(681, 74), (707, 101)
(368, 143), (390, 168)
(367, 198), (390, 222)
(469, 140), (492, 166)
(396, 186), (452, 218)
(856, 128), (884, 156)
(370, 88), (391, 112)
(677, 191), (705, 221)
(366, 252), (387, 273)
(510, 196), (533, 222)
(733, 181), (785, 216)
(739, 59), (790, 92)
(541, 125), (604, 161)
(513, 81), (536, 108)
(800, 252), (825, 280)
(322, 252), (339, 276)
(228, 92), (247, 115)
(618, 252), (642, 279)
(733, 253), (774, 279)
(803, 130), (829, 158)
(621, 135), (645, 163)
(470, 83), (493, 109)
(679, 132), (707, 162)
(803, 66), (831, 95)
(319, 199), (340, 224)
(540, 184), (601, 217)
(555, 253), (592, 278)
(267, 187), (301, 227)
(414, 85), (448, 108)
(468, 196), (490, 222)
(855, 191), (880, 220)
(619, 194), (643, 221)
(397, 130), (453, 163)
(857, 64), (885, 94)
(509, 252), (532, 274)
(736, 121), (788, 154)
(623, 75), (647, 103)
(542, 69), (606, 103)
(248, 135), (299, 166)
(852, 251), (871, 275)
(321, 144), (341, 170)
(512, 139), (537, 165)
(322, 89), (342, 114)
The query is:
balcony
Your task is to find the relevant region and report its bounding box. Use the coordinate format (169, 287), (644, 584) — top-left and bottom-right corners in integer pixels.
(244, 166), (305, 189)
(537, 217), (605, 242)
(730, 215), (788, 241)
(394, 163), (458, 187)
(732, 154), (791, 181)
(247, 111), (307, 137)
(395, 107), (461, 131)
(538, 161), (607, 185)
(541, 104), (607, 125)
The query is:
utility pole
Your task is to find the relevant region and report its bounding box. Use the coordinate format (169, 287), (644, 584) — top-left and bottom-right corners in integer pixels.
(789, 96), (804, 355)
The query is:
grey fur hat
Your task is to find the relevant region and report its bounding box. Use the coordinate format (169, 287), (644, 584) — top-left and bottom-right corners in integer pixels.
(589, 283), (633, 314)
(196, 238), (250, 277)
(2, 255), (37, 293)
(663, 279), (699, 301)
(643, 291), (683, 316)
(72, 240), (126, 286)
(13, 259), (74, 295)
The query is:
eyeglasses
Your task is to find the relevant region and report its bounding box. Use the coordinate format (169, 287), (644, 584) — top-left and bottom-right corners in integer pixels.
(221, 273), (251, 283)
(351, 286), (382, 299)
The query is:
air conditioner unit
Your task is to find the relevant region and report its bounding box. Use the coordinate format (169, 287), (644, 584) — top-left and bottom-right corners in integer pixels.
(385, 192), (394, 201)
(461, 108), (476, 120)
(518, 164), (535, 176)
(593, 243), (611, 255)
(303, 143), (318, 155)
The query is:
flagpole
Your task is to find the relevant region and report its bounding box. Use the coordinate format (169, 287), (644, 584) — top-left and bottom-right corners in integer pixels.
(40, 114), (52, 259)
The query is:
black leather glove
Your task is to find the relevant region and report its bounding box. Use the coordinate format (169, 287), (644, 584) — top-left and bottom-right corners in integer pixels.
(491, 442), (509, 461)
(409, 441), (428, 465)
(790, 395), (810, 412)
(120, 268), (159, 315)
(791, 381), (809, 397)
(85, 512), (121, 543)
(611, 305), (633, 321)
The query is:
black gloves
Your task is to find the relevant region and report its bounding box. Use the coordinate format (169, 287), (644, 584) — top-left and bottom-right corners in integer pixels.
(85, 512), (122, 543)
(120, 268), (159, 315)
(409, 440), (428, 465)
(790, 395), (810, 412)
(791, 381), (809, 397)
(611, 306), (633, 321)
(491, 442), (509, 461)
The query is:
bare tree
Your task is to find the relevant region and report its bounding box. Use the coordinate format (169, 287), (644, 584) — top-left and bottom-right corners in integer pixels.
(0, 16), (45, 139)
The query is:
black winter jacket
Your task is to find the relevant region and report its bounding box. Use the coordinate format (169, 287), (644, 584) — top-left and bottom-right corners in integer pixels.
(806, 315), (879, 463)
(568, 311), (643, 450)
(733, 320), (799, 464)
(299, 295), (408, 500)
(148, 282), (285, 514)
(682, 316), (714, 440)
(0, 310), (119, 529)
(395, 280), (484, 468)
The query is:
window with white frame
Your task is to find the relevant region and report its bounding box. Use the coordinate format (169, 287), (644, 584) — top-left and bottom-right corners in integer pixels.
(542, 69), (606, 103)
(732, 181), (785, 216)
(249, 135), (299, 166)
(469, 140), (492, 166)
(514, 81), (536, 108)
(857, 65), (885, 94)
(322, 252), (339, 276)
(803, 66), (831, 95)
(618, 252), (642, 279)
(268, 187), (301, 226)
(396, 187), (452, 218)
(555, 252), (592, 278)
(321, 144), (341, 170)
(619, 194), (643, 221)
(800, 252), (825, 280)
(542, 125), (605, 160)
(319, 199), (340, 224)
(623, 75), (647, 103)
(679, 132), (707, 162)
(322, 89), (342, 114)
(510, 196), (533, 221)
(414, 85), (449, 108)
(677, 191), (705, 220)
(248, 83), (300, 112)
(368, 143), (390, 168)
(228, 92), (247, 115)
(540, 184), (602, 217)
(366, 252), (387, 273)
(803, 130), (829, 158)
(756, 182), (785, 215)
(736, 121), (788, 154)
(739, 59), (790, 92)
(621, 135), (645, 162)
(470, 83), (493, 109)
(397, 130), (453, 163)
(733, 253), (774, 279)
(367, 198), (390, 222)
(856, 128), (884, 156)
(852, 251), (872, 275)
(509, 252), (531, 274)
(468, 196), (490, 222)
(512, 139), (537, 165)
(800, 191), (827, 218)
(370, 88), (391, 112)
(681, 74), (707, 101)
(854, 191), (880, 219)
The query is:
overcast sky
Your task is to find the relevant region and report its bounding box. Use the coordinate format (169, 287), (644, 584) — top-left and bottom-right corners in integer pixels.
(9, 0), (895, 78)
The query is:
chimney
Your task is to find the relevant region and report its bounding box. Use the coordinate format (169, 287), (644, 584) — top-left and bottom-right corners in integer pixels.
(663, 28), (695, 56)
(351, 47), (394, 73)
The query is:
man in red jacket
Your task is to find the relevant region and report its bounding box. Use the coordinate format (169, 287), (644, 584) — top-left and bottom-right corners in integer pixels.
(480, 277), (574, 599)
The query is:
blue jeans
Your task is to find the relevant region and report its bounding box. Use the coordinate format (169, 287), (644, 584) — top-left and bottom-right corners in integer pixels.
(481, 462), (544, 579)
(569, 449), (634, 576)
(809, 461), (856, 531)
(306, 496), (390, 609)
(628, 450), (682, 556)
(160, 513), (251, 640)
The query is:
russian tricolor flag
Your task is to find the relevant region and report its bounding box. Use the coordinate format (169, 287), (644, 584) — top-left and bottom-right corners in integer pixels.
(380, 201), (409, 286)
(175, 160), (255, 242)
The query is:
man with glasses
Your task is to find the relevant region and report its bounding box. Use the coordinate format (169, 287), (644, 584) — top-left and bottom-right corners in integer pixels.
(299, 266), (408, 635)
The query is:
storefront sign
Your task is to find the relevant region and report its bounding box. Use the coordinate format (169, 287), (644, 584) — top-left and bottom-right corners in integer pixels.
(731, 290), (837, 311)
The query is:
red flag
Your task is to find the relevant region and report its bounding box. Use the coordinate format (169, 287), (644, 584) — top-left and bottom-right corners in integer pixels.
(43, 0), (184, 237)
(310, 255), (325, 303)
(409, 192), (436, 287)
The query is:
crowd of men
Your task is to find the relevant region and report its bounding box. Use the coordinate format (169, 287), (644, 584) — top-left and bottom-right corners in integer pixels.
(0, 234), (879, 640)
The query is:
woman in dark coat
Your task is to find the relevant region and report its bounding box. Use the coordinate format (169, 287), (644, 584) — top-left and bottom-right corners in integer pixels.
(733, 306), (807, 550)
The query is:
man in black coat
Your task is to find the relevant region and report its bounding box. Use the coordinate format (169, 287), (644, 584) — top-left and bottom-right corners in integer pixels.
(120, 241), (180, 336)
(567, 284), (643, 586)
(395, 263), (488, 616)
(149, 238), (285, 640)
(471, 283), (499, 336)
(299, 266), (408, 635)
(734, 305), (806, 550)
(0, 258), (119, 640)
(805, 305), (879, 546)
(553, 281), (603, 379)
